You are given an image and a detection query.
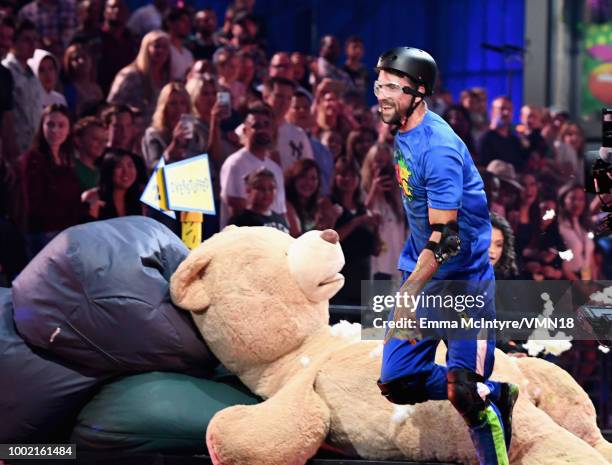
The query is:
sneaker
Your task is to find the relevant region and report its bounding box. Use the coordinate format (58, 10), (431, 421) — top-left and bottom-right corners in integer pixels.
(497, 382), (519, 451)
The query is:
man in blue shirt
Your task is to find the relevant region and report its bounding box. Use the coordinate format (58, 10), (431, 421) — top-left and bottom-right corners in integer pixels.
(374, 47), (518, 465)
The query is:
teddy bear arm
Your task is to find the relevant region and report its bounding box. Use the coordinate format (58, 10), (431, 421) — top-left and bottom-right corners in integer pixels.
(206, 379), (331, 465)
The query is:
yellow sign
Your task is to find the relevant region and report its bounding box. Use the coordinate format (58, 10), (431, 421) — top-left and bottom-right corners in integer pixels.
(162, 154), (216, 214)
(139, 158), (176, 218)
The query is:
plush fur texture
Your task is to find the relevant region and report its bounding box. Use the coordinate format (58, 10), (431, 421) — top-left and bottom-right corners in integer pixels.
(170, 226), (612, 465)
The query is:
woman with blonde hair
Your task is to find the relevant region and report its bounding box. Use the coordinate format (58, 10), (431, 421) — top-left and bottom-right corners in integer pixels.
(62, 43), (103, 117)
(557, 182), (594, 280)
(185, 73), (234, 237)
(141, 81), (207, 170)
(108, 30), (171, 126)
(361, 142), (405, 281)
(185, 73), (229, 165)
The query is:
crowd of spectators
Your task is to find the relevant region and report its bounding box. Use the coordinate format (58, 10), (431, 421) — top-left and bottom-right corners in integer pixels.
(0, 2), (610, 321)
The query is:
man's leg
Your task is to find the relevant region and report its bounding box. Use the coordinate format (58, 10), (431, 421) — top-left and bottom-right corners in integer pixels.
(379, 336), (447, 403)
(446, 359), (508, 465)
(379, 273), (449, 402)
(444, 268), (517, 464)
(380, 267), (517, 463)
(381, 335), (511, 465)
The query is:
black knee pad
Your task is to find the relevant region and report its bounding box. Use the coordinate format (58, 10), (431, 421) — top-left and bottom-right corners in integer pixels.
(377, 372), (430, 405)
(446, 368), (487, 426)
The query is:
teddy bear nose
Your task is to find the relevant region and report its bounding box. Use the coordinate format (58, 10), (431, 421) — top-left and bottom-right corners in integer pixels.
(320, 229), (339, 244)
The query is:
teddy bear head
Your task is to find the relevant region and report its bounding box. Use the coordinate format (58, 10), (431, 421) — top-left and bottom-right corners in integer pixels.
(170, 226), (345, 373)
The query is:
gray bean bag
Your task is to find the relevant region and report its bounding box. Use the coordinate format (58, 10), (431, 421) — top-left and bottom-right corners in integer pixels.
(0, 287), (100, 442)
(12, 216), (216, 377)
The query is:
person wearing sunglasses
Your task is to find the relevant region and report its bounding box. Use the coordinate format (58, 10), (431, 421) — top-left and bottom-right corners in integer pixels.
(374, 46), (517, 465)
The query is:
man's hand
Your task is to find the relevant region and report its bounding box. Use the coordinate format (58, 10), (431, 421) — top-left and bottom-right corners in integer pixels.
(384, 208), (457, 344)
(383, 249), (439, 344)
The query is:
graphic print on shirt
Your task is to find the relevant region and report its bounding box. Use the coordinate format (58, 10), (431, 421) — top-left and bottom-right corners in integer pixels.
(289, 140), (304, 160)
(394, 148), (413, 203)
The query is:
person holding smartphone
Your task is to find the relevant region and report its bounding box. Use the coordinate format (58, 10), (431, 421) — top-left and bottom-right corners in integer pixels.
(141, 82), (207, 170)
(361, 142), (405, 283)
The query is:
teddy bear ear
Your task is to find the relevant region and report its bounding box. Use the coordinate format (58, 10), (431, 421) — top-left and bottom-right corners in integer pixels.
(170, 247), (213, 313)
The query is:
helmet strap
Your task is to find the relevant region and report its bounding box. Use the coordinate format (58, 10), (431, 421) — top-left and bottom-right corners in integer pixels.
(386, 83), (425, 134)
(399, 94), (422, 127)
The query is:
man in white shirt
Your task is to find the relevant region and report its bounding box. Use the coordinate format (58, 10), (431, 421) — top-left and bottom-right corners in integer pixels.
(127, 0), (167, 40)
(163, 6), (193, 82)
(220, 102), (286, 228)
(262, 76), (313, 171)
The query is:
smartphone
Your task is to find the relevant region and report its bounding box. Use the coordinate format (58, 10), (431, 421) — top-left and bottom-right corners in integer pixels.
(379, 164), (394, 177)
(217, 91), (231, 108)
(179, 114), (195, 139)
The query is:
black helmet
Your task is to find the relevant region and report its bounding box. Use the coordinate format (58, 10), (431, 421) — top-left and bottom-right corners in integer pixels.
(376, 47), (438, 96)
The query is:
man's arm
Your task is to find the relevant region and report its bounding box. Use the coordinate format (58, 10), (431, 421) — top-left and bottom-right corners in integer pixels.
(383, 208), (458, 344)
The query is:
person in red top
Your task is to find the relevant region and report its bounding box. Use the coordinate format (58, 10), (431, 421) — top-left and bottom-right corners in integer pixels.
(20, 103), (87, 258)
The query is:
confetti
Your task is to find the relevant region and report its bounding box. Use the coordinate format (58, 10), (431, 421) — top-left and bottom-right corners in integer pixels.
(477, 382), (491, 400)
(391, 405), (415, 424)
(369, 343), (384, 358)
(522, 340), (544, 357)
(330, 321), (362, 342)
(589, 286), (612, 305)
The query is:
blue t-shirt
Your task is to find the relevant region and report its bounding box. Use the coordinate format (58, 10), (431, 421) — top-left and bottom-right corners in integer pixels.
(394, 110), (491, 279)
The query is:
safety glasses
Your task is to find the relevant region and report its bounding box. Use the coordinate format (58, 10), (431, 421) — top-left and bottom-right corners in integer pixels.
(373, 80), (405, 98)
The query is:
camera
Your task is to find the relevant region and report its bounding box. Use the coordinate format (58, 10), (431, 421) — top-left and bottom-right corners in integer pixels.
(585, 109), (612, 235)
(585, 108), (612, 196)
(604, 108), (612, 148)
(576, 305), (612, 348)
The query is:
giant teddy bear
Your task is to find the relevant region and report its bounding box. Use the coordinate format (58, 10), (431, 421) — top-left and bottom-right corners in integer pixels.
(170, 226), (612, 465)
